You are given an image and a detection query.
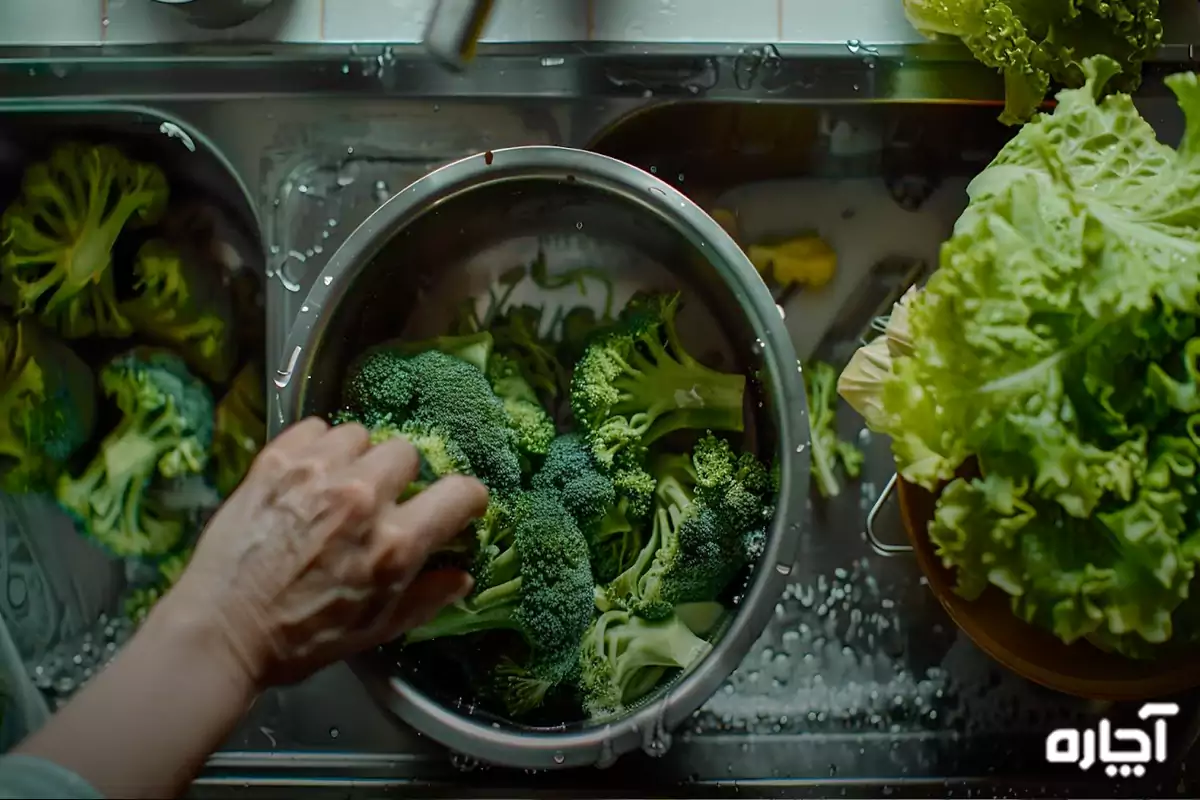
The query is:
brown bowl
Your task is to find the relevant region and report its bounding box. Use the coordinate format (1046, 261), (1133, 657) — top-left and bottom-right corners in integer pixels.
(897, 476), (1200, 701)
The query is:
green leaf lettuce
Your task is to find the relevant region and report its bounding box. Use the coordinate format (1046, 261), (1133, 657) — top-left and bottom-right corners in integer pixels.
(860, 57), (1200, 653)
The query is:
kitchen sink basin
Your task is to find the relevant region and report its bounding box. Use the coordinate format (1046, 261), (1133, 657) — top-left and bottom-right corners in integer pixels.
(1, 46), (1198, 799)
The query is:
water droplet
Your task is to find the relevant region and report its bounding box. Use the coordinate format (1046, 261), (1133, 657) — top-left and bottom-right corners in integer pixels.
(776, 303), (786, 319)
(575, 222), (583, 230)
(541, 56), (565, 67)
(329, 726), (339, 739)
(158, 122), (196, 152)
(552, 752), (565, 764)
(775, 563), (792, 575)
(323, 275), (333, 286)
(341, 64), (350, 74)
(846, 39), (862, 54)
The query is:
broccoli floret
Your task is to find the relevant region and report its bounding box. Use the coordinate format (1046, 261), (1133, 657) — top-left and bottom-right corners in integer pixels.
(353, 414), (473, 500)
(212, 363), (265, 497)
(571, 291), (746, 478)
(598, 436), (773, 620)
(532, 433), (643, 582)
(341, 347), (521, 496)
(579, 607), (715, 720)
(804, 359), (863, 498)
(406, 490), (595, 716)
(0, 315), (96, 493)
(0, 143), (168, 339)
(121, 239), (237, 384)
(691, 432), (776, 528)
(56, 348), (214, 558)
(532, 433), (614, 527)
(487, 352), (555, 460)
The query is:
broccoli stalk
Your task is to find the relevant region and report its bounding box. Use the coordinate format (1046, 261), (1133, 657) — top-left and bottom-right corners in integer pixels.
(579, 607), (715, 720)
(406, 490), (595, 716)
(805, 359), (863, 498)
(212, 363), (266, 497)
(1, 143), (168, 338)
(56, 348), (214, 558)
(121, 239), (237, 384)
(0, 315), (96, 493)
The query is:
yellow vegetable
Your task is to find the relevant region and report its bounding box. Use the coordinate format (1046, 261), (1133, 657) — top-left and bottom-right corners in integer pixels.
(747, 235), (836, 289)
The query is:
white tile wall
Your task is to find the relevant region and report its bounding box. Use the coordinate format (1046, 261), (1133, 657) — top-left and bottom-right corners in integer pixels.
(591, 0), (779, 43)
(780, 0), (915, 45)
(0, 0), (1194, 47)
(0, 0), (102, 45)
(322, 0), (587, 44)
(104, 0), (323, 44)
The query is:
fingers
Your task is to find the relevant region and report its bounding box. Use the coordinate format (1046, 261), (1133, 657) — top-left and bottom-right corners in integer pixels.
(268, 416), (328, 455)
(345, 434), (423, 504)
(318, 420), (372, 469)
(384, 568), (475, 639)
(378, 475), (490, 563)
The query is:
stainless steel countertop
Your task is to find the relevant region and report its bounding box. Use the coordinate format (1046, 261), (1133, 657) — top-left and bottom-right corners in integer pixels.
(3, 42), (1200, 798)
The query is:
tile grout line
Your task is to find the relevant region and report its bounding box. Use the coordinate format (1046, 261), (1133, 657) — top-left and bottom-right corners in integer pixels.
(776, 0), (783, 42)
(318, 0), (325, 42)
(100, 0), (108, 43)
(586, 0), (595, 41)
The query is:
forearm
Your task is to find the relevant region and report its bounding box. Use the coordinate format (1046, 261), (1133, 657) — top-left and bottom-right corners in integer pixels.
(15, 590), (257, 799)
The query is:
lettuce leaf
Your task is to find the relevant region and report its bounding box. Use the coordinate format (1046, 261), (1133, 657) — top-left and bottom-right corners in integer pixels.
(902, 0), (1163, 125)
(868, 58), (1200, 651)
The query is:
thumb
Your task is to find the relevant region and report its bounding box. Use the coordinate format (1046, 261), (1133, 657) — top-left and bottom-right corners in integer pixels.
(382, 568), (475, 643)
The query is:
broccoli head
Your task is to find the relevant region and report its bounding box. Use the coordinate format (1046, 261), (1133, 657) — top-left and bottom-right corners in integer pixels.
(341, 346), (522, 496)
(1, 143), (168, 339)
(0, 315), (96, 493)
(571, 291), (745, 480)
(598, 436), (774, 620)
(579, 607), (715, 720)
(487, 352), (555, 460)
(406, 489), (595, 716)
(212, 363), (266, 497)
(56, 348), (214, 558)
(352, 414), (473, 501)
(531, 433), (643, 582)
(121, 239), (237, 384)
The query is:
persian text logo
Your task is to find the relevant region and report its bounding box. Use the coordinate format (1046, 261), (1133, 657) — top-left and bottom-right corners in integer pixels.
(1045, 702), (1179, 778)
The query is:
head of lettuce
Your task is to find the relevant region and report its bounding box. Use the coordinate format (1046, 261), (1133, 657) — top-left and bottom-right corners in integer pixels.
(840, 57), (1200, 660)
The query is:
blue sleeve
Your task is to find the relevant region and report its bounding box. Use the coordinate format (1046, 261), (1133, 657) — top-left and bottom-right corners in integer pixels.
(0, 754), (103, 799)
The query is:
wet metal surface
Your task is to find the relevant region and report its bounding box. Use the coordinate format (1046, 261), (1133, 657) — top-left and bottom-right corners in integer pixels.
(2, 44), (1200, 797)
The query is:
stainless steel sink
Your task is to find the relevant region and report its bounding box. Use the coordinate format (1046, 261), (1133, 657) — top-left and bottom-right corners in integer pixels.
(3, 44), (1199, 798)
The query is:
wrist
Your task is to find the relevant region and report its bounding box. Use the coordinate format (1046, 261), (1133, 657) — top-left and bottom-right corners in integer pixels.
(146, 582), (264, 700)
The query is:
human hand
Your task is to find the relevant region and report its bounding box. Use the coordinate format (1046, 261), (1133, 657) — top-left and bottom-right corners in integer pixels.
(168, 416), (489, 688)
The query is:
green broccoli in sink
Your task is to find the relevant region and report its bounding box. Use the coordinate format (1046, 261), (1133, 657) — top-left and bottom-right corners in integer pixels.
(0, 314), (96, 493)
(0, 142), (168, 339)
(121, 239), (237, 384)
(56, 348), (214, 558)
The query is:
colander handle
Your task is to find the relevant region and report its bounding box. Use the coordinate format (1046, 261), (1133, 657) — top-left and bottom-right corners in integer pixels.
(865, 473), (913, 557)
